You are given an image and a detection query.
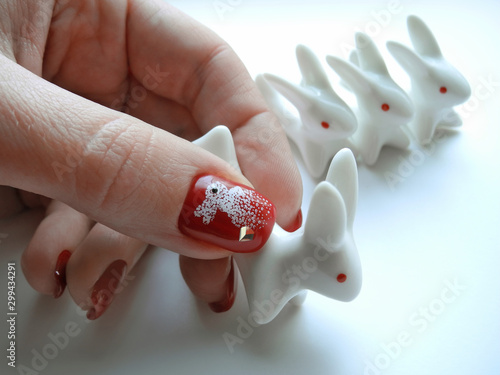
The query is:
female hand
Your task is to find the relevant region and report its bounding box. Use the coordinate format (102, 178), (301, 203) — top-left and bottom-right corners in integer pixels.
(0, 0), (302, 319)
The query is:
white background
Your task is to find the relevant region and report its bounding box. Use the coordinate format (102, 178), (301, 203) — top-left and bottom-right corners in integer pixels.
(1, 0), (500, 374)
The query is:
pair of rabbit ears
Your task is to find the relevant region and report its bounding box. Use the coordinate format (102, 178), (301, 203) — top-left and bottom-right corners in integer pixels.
(304, 149), (358, 248)
(328, 16), (444, 92)
(386, 15), (443, 77)
(193, 126), (358, 246)
(261, 44), (345, 109)
(326, 30), (404, 96)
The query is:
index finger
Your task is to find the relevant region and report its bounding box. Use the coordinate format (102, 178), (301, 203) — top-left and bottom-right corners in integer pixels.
(127, 0), (302, 229)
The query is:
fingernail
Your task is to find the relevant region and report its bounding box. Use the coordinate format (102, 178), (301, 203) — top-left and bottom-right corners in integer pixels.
(178, 175), (276, 253)
(283, 209), (303, 232)
(86, 260), (127, 321)
(53, 250), (71, 298)
(209, 259), (237, 313)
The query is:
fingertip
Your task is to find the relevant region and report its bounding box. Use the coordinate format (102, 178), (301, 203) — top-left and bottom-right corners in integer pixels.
(180, 255), (236, 311)
(178, 174), (276, 254)
(282, 209), (303, 233)
(53, 249), (72, 298)
(231, 112), (303, 231)
(208, 258), (237, 313)
(21, 243), (54, 296)
(65, 225), (147, 319)
(21, 201), (91, 297)
(85, 259), (128, 320)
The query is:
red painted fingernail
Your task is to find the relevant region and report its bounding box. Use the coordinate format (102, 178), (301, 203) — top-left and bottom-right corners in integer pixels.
(178, 175), (276, 253)
(209, 259), (237, 313)
(86, 260), (127, 321)
(53, 250), (71, 298)
(283, 209), (303, 232)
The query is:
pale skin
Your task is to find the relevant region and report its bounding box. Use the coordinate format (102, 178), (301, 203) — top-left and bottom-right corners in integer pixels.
(0, 0), (301, 315)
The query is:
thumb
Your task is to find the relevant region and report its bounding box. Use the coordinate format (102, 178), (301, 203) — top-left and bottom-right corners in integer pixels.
(0, 56), (276, 258)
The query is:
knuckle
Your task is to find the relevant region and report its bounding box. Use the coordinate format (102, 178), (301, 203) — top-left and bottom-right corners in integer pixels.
(74, 118), (155, 220)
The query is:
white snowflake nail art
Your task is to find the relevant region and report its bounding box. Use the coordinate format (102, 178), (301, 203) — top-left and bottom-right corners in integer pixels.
(194, 181), (273, 230)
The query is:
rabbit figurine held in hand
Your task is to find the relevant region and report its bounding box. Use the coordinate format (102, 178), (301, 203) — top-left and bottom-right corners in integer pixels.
(327, 32), (414, 166)
(256, 44), (358, 178)
(387, 15), (471, 145)
(234, 147), (362, 324)
(193, 126), (362, 324)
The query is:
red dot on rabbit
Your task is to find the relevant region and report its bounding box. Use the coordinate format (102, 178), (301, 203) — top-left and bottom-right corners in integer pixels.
(337, 273), (347, 283)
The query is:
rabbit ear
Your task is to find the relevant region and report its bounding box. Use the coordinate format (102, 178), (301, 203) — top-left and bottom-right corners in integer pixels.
(296, 44), (331, 91)
(325, 148), (358, 228)
(192, 125), (241, 172)
(407, 15), (442, 58)
(304, 181), (346, 249)
(255, 74), (284, 114)
(355, 32), (389, 76)
(263, 72), (312, 111)
(326, 55), (371, 94)
(387, 41), (429, 77)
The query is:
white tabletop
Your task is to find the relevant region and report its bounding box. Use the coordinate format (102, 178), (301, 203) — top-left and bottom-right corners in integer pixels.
(2, 1), (500, 374)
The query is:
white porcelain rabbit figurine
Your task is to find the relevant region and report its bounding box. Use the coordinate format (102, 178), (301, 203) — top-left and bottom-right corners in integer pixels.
(387, 15), (471, 145)
(193, 126), (362, 324)
(327, 32), (414, 166)
(255, 44), (358, 178)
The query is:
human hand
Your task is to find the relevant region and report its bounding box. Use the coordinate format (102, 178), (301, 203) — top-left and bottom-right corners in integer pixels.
(0, 0), (302, 319)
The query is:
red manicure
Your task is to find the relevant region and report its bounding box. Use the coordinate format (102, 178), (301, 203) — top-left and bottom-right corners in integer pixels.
(178, 175), (276, 253)
(209, 259), (237, 313)
(87, 260), (127, 321)
(54, 250), (71, 298)
(283, 209), (303, 232)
